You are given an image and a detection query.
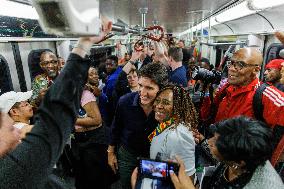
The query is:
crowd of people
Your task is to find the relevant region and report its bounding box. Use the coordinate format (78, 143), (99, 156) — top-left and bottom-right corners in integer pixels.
(0, 18), (284, 189)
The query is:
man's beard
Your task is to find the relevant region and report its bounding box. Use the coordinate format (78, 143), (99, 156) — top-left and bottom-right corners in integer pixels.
(47, 71), (57, 78)
(267, 74), (282, 84)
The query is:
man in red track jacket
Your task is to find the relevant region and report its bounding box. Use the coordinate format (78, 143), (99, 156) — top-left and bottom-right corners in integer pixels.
(197, 47), (284, 170)
(201, 47), (284, 128)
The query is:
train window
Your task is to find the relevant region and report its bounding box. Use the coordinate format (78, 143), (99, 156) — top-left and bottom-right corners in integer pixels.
(28, 49), (53, 81)
(0, 55), (13, 95)
(265, 43), (284, 64)
(38, 2), (67, 28)
(0, 15), (56, 38)
(260, 43), (284, 80)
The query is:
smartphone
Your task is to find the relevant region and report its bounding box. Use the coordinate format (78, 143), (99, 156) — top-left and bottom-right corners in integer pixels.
(138, 158), (179, 180)
(136, 158), (179, 189)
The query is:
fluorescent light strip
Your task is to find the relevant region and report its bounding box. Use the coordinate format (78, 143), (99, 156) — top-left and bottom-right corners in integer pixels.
(0, 0), (39, 20)
(178, 1), (256, 36)
(215, 1), (256, 23)
(248, 0), (284, 10)
(179, 17), (217, 36)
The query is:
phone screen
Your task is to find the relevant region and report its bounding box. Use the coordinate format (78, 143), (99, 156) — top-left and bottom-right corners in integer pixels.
(138, 159), (179, 179)
(136, 158), (179, 189)
(140, 159), (168, 179)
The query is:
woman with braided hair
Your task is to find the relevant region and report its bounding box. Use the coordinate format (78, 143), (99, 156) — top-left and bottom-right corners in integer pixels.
(149, 85), (198, 178)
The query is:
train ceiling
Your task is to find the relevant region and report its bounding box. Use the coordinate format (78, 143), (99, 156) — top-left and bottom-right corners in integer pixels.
(9, 0), (236, 34)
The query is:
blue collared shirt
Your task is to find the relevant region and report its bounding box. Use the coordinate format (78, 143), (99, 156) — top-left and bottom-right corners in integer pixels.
(169, 65), (188, 87)
(103, 66), (123, 98)
(110, 92), (158, 156)
(102, 66), (123, 127)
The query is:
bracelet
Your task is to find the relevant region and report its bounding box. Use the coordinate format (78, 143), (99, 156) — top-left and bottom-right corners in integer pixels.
(73, 44), (91, 55)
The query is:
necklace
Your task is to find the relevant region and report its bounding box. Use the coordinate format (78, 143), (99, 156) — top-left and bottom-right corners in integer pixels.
(148, 117), (175, 142)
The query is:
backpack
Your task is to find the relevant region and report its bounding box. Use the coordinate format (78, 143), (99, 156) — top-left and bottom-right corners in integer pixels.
(253, 83), (284, 166)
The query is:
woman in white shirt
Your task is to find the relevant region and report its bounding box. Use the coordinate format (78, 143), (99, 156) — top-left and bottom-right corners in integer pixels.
(149, 85), (199, 177)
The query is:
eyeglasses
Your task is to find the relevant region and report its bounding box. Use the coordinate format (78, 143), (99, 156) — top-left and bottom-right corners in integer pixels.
(40, 60), (58, 66)
(227, 60), (259, 70)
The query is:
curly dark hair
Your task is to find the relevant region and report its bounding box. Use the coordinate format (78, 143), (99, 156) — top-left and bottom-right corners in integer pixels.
(215, 116), (274, 172)
(107, 55), (118, 64)
(156, 85), (198, 130)
(139, 63), (168, 89)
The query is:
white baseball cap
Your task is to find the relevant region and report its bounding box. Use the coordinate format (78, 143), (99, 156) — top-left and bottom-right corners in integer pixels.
(0, 91), (33, 113)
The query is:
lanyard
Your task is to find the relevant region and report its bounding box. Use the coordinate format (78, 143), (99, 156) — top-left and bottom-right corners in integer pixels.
(148, 117), (175, 142)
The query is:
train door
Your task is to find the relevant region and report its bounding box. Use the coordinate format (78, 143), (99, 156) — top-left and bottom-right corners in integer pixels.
(0, 42), (21, 92)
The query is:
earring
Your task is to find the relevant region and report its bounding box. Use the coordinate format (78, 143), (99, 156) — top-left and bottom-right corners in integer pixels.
(232, 164), (239, 170)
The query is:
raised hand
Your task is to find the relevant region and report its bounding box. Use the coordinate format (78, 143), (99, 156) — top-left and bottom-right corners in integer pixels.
(130, 51), (143, 62)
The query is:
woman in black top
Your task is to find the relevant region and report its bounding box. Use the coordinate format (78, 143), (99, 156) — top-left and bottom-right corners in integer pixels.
(169, 116), (283, 189)
(131, 116), (283, 189)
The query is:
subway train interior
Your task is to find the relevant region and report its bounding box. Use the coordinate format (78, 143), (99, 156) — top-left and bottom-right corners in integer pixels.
(0, 0), (284, 189)
(1, 0), (284, 93)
